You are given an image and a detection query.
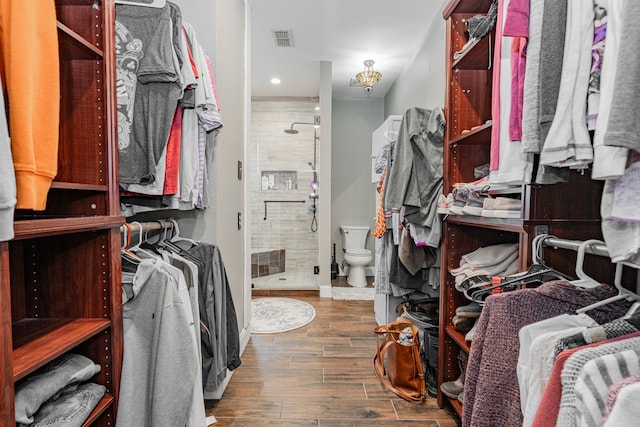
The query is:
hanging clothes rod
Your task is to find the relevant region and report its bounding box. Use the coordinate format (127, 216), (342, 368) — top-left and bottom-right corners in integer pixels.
(541, 236), (610, 258)
(119, 220), (175, 234)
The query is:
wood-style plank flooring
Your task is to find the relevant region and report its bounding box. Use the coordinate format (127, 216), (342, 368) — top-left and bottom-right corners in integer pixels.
(206, 290), (460, 426)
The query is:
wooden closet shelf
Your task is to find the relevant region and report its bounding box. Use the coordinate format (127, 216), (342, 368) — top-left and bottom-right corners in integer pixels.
(445, 215), (524, 233)
(83, 394), (113, 426)
(445, 326), (471, 353)
(50, 182), (109, 192)
(57, 21), (103, 60)
(12, 318), (110, 381)
(448, 397), (463, 418)
(452, 36), (492, 71)
(13, 216), (124, 240)
(450, 122), (492, 146)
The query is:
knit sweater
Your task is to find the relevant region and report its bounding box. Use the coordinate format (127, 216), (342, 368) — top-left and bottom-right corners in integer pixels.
(557, 339), (640, 426)
(603, 381), (640, 426)
(553, 314), (640, 357)
(603, 373), (640, 423)
(573, 349), (640, 427)
(462, 281), (630, 427)
(531, 330), (640, 427)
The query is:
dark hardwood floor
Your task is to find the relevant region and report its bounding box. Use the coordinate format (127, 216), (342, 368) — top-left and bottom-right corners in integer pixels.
(206, 291), (460, 426)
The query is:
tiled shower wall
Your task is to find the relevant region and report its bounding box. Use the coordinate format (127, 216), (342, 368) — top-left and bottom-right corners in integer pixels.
(251, 98), (320, 277)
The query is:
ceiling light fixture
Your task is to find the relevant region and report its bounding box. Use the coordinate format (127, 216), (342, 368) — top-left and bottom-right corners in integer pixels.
(355, 59), (382, 95)
(270, 77), (281, 85)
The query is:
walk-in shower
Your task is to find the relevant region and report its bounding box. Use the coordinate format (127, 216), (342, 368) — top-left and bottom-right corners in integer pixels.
(250, 100), (320, 290)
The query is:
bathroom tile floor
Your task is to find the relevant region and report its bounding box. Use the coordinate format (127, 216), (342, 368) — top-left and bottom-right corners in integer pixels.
(252, 271), (319, 290)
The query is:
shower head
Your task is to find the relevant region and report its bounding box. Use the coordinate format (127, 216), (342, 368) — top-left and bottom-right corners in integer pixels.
(284, 119), (319, 134)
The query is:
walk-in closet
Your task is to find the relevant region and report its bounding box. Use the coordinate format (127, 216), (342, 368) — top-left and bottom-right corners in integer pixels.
(3, 0), (640, 426)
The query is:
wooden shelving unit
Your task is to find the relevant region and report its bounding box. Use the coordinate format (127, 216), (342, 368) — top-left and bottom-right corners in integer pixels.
(437, 0), (611, 419)
(0, 1), (123, 425)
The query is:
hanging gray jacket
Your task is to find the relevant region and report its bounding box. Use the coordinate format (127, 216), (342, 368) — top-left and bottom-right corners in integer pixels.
(384, 106), (445, 227)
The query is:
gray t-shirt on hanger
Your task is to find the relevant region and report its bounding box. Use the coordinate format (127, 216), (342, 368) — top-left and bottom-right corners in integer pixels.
(115, 3), (182, 186)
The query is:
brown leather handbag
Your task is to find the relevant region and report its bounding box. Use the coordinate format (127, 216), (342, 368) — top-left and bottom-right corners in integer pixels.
(373, 318), (426, 402)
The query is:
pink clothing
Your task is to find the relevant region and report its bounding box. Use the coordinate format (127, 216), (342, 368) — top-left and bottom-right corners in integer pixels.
(503, 0), (529, 143)
(163, 107), (182, 196)
(509, 37), (527, 141)
(503, 0), (530, 37)
(490, 0), (506, 170)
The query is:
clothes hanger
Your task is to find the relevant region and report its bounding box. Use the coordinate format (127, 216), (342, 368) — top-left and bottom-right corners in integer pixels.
(465, 234), (572, 304)
(577, 262), (640, 314)
(121, 223), (141, 264)
(128, 221), (158, 258)
(168, 218), (198, 248)
(114, 0), (166, 8)
(151, 220), (193, 257)
(569, 239), (603, 289)
(383, 130), (398, 142)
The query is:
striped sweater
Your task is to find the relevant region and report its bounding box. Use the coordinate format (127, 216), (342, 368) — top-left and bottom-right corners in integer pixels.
(557, 340), (640, 426)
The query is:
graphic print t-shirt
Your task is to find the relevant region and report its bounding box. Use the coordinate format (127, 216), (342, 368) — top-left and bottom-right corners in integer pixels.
(115, 4), (181, 185)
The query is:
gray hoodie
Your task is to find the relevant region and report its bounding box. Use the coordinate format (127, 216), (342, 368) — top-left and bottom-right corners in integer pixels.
(117, 258), (197, 427)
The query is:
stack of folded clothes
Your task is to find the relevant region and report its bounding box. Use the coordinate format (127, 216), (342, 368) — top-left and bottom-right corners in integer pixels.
(450, 243), (520, 291)
(15, 353), (105, 427)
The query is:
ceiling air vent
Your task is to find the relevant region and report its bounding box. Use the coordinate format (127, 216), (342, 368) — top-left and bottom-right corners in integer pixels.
(272, 29), (294, 47)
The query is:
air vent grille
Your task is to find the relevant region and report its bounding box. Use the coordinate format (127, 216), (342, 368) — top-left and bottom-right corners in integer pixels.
(272, 29), (294, 47)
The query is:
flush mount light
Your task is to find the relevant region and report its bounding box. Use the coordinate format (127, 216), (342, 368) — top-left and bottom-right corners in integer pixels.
(270, 77), (281, 85)
(355, 59), (382, 95)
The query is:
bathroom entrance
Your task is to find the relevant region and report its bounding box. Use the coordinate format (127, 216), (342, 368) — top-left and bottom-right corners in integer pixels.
(250, 98), (320, 290)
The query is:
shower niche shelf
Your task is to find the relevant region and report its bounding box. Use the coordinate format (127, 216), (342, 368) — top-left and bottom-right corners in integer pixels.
(261, 170), (298, 190)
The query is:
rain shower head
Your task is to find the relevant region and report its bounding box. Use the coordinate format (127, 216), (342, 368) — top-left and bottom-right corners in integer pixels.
(284, 117), (320, 134)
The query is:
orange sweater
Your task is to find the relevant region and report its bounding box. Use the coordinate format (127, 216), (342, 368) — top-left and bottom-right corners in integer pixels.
(0, 0), (60, 210)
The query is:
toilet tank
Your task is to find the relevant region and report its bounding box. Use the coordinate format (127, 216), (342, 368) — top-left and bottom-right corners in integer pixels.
(339, 225), (370, 251)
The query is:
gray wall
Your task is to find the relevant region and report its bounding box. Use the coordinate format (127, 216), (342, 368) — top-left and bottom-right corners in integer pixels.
(331, 98), (384, 271)
(384, 2), (447, 116)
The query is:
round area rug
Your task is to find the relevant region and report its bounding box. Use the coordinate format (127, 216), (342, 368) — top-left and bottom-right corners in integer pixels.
(251, 297), (316, 334)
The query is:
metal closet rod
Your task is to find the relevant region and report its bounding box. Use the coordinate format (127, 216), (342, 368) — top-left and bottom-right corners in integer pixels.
(119, 220), (175, 234)
(541, 236), (610, 258)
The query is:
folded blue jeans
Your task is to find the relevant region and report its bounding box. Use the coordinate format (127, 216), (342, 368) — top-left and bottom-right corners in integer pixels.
(20, 382), (106, 427)
(14, 353), (101, 424)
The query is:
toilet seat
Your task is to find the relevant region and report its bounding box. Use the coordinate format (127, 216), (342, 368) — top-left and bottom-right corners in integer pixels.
(345, 248), (371, 257)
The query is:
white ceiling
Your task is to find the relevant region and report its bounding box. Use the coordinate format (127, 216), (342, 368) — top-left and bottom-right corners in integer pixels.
(249, 0), (442, 100)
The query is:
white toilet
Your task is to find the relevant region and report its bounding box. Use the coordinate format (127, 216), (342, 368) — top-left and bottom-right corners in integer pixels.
(339, 225), (373, 288)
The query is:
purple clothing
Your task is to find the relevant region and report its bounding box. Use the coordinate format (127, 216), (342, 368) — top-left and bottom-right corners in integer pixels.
(587, 2), (608, 129)
(462, 280), (631, 427)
